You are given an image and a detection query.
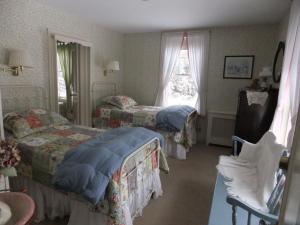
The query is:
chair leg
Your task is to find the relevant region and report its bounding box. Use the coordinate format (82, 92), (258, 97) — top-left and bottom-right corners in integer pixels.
(247, 212), (251, 225)
(232, 206), (237, 225)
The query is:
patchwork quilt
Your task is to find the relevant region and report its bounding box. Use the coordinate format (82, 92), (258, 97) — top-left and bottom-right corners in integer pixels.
(10, 124), (168, 225)
(93, 104), (196, 148)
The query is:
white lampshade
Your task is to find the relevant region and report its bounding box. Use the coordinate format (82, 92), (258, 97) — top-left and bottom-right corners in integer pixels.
(106, 61), (120, 71)
(259, 66), (272, 77)
(8, 49), (33, 68)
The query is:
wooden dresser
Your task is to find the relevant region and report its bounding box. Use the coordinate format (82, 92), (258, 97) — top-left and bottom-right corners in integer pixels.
(234, 88), (278, 154)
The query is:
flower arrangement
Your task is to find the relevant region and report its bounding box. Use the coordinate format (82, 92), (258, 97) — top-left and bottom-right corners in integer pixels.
(0, 140), (21, 169)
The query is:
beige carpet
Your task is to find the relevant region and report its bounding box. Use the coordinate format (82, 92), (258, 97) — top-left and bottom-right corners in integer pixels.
(36, 145), (230, 225)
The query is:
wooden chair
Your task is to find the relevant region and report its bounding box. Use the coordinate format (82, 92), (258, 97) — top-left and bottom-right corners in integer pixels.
(226, 136), (288, 225)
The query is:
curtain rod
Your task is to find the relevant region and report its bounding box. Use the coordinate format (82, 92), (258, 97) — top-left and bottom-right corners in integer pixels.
(161, 29), (211, 35)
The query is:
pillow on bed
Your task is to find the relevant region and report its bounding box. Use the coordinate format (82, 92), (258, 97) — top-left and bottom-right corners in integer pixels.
(102, 95), (137, 109)
(3, 109), (69, 139)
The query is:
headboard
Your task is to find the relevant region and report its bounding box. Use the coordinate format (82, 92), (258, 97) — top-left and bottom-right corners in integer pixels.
(0, 85), (46, 114)
(91, 82), (117, 110)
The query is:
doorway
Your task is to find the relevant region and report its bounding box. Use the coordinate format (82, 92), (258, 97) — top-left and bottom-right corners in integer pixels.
(56, 41), (78, 123)
(48, 32), (91, 126)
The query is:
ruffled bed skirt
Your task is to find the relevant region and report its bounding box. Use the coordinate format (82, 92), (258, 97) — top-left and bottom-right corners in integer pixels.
(162, 123), (197, 160)
(163, 138), (189, 160)
(10, 168), (162, 225)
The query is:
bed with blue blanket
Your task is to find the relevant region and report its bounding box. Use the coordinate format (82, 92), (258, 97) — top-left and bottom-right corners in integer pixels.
(4, 108), (168, 225)
(93, 96), (198, 160)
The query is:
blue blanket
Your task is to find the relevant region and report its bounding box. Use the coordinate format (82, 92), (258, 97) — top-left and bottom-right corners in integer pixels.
(52, 127), (163, 204)
(156, 105), (196, 132)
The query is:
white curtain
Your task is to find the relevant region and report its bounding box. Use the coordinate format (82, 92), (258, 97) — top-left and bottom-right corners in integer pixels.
(271, 0), (300, 148)
(155, 32), (183, 106)
(188, 31), (210, 116)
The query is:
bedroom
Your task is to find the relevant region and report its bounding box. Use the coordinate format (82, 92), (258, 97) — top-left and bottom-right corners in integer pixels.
(0, 0), (299, 225)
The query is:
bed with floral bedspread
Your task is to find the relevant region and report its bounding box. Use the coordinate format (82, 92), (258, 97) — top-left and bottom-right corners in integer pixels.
(4, 109), (168, 225)
(93, 104), (197, 151)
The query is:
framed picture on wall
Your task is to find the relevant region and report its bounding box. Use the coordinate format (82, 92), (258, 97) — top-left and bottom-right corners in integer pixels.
(223, 55), (255, 79)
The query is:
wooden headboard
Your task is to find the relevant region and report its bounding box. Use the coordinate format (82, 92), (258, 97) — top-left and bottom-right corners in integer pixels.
(0, 85), (46, 114)
(91, 82), (117, 110)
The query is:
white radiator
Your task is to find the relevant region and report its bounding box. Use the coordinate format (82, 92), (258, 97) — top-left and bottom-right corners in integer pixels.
(206, 111), (236, 147)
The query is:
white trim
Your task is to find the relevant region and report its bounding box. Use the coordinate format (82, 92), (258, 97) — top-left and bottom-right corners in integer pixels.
(0, 89), (4, 140)
(47, 29), (92, 47)
(48, 30), (59, 113)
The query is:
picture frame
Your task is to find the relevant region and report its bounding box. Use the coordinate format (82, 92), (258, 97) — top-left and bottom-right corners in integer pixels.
(223, 55), (255, 79)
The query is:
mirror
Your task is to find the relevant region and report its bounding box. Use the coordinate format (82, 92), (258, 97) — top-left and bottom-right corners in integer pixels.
(272, 41), (285, 83)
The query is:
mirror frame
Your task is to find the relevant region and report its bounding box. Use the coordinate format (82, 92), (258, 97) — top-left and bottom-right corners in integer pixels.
(272, 41), (285, 83)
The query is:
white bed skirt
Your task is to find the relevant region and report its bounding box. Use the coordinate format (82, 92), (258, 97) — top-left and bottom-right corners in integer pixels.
(10, 168), (162, 225)
(162, 122), (197, 160)
(163, 138), (189, 160)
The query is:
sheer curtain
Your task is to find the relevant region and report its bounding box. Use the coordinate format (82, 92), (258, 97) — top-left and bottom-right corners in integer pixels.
(155, 32), (183, 106)
(188, 31), (210, 116)
(271, 0), (300, 148)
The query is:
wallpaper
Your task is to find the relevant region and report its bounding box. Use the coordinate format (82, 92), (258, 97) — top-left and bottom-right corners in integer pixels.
(124, 33), (161, 105)
(0, 0), (124, 106)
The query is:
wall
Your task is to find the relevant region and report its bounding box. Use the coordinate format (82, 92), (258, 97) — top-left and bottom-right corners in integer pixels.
(207, 25), (277, 113)
(0, 0), (124, 106)
(277, 11), (290, 42)
(124, 33), (161, 105)
(123, 25), (279, 142)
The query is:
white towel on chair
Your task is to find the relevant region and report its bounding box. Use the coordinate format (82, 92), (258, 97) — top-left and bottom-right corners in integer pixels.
(217, 132), (284, 211)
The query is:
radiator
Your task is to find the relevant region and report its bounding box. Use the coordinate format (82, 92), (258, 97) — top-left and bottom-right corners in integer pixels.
(206, 111), (236, 147)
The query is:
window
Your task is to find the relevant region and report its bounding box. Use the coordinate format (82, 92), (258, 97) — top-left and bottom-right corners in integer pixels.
(56, 54), (67, 100)
(166, 39), (198, 107)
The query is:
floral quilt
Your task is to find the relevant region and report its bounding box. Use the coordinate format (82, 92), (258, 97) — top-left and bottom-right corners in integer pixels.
(93, 104), (195, 148)
(10, 124), (166, 225)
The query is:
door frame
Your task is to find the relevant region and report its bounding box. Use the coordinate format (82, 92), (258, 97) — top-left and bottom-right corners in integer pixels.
(47, 29), (92, 124)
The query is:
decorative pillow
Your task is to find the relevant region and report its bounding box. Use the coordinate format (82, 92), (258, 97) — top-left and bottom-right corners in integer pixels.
(102, 95), (137, 109)
(4, 109), (69, 139)
(49, 112), (69, 125)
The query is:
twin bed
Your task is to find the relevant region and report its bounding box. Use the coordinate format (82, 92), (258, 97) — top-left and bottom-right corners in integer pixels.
(92, 82), (197, 160)
(1, 83), (197, 225)
(1, 85), (168, 225)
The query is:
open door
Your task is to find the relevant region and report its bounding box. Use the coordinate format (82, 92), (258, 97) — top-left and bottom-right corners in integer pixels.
(56, 41), (79, 123)
(48, 31), (91, 126)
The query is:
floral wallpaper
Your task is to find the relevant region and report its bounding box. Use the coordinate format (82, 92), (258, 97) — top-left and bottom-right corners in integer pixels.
(0, 0), (124, 108)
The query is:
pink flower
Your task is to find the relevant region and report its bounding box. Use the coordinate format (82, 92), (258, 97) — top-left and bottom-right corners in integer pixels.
(26, 115), (43, 128)
(0, 140), (21, 169)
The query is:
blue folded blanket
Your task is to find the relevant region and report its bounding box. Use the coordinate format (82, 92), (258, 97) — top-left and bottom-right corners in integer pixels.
(52, 127), (163, 204)
(156, 105), (196, 132)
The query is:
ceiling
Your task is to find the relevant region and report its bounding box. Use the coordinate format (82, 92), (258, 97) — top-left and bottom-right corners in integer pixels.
(42, 0), (291, 33)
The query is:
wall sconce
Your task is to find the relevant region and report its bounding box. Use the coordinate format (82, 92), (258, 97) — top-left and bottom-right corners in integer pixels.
(0, 49), (33, 76)
(104, 61), (120, 76)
